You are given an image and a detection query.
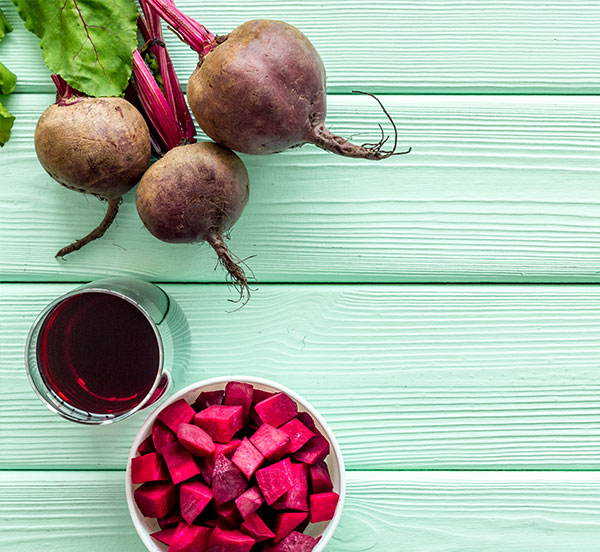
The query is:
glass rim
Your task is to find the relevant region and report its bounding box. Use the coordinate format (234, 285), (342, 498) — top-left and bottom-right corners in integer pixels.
(24, 285), (166, 425)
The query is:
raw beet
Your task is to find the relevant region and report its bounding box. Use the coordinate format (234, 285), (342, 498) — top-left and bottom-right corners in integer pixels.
(170, 523), (212, 552)
(250, 424), (291, 461)
(152, 420), (177, 454)
(224, 381), (254, 423)
(134, 481), (175, 518)
(296, 412), (316, 431)
(180, 480), (213, 524)
(131, 452), (169, 484)
(254, 393), (298, 428)
(255, 457), (294, 505)
(215, 501), (242, 529)
(162, 440), (201, 484)
(280, 418), (315, 454)
(293, 433), (330, 466)
(158, 509), (184, 529)
(158, 398), (196, 433)
(240, 512), (275, 543)
(309, 491), (340, 523)
(150, 527), (177, 546)
(178, 423), (216, 457)
(136, 142), (250, 297)
(194, 405), (244, 444)
(272, 512), (308, 543)
(264, 531), (319, 552)
(196, 390), (224, 410)
(272, 462), (308, 512)
(35, 94), (150, 257)
(212, 454), (248, 505)
(310, 461), (333, 493)
(207, 528), (255, 552)
(137, 436), (155, 456)
(200, 440), (242, 486)
(235, 485), (264, 520)
(232, 437), (264, 478)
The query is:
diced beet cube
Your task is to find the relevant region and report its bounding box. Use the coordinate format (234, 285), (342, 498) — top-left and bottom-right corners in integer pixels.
(310, 461), (333, 493)
(250, 424), (291, 461)
(195, 390), (224, 410)
(207, 528), (255, 552)
(134, 481), (175, 518)
(273, 462), (308, 511)
(256, 458), (294, 505)
(180, 480), (213, 524)
(215, 501), (242, 529)
(296, 412), (316, 431)
(264, 531), (319, 552)
(280, 418), (315, 454)
(137, 435), (155, 456)
(195, 405), (244, 443)
(158, 509), (183, 529)
(178, 423), (216, 457)
(206, 518), (231, 530)
(200, 440), (241, 485)
(232, 437), (264, 478)
(293, 434), (330, 465)
(131, 452), (169, 484)
(224, 382), (254, 423)
(162, 441), (200, 484)
(152, 420), (177, 454)
(150, 527), (177, 546)
(254, 393), (298, 428)
(170, 523), (212, 552)
(272, 512), (308, 543)
(309, 491), (340, 523)
(158, 399), (196, 434)
(252, 388), (275, 408)
(212, 454), (248, 506)
(241, 512), (275, 543)
(235, 485), (264, 520)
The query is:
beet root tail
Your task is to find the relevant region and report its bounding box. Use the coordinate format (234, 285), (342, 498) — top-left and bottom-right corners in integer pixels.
(55, 197), (121, 258)
(207, 232), (250, 304)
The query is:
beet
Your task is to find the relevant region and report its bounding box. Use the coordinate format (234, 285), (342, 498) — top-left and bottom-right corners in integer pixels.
(235, 485), (264, 520)
(256, 458), (294, 505)
(212, 454), (248, 506)
(280, 418), (315, 454)
(194, 405), (244, 444)
(162, 440), (201, 484)
(310, 461), (333, 494)
(240, 512), (275, 543)
(272, 512), (308, 543)
(130, 452), (169, 484)
(178, 423), (216, 457)
(158, 509), (184, 529)
(272, 462), (309, 512)
(158, 398), (196, 433)
(254, 393), (298, 428)
(35, 93), (150, 257)
(250, 424), (291, 462)
(264, 531), (319, 552)
(170, 523), (212, 552)
(309, 491), (340, 523)
(134, 481), (176, 518)
(196, 390), (224, 410)
(224, 381), (254, 423)
(200, 440), (242, 485)
(137, 436), (155, 456)
(207, 528), (255, 552)
(231, 437), (264, 479)
(180, 480), (213, 524)
(293, 433), (330, 466)
(152, 420), (177, 454)
(136, 142), (250, 296)
(150, 527), (177, 546)
(215, 501), (242, 529)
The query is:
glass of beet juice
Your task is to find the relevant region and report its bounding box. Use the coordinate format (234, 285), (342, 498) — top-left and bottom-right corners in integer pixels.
(25, 278), (190, 424)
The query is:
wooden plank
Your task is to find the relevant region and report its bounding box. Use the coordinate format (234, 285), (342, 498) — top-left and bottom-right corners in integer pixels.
(2, 94), (600, 283)
(3, 283), (600, 470)
(1, 0), (600, 94)
(3, 471), (600, 551)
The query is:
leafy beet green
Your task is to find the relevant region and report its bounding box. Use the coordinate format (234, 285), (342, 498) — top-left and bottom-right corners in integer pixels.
(0, 8), (16, 146)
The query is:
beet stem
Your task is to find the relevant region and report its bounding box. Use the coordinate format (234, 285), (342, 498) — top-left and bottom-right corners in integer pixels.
(207, 233), (250, 304)
(55, 197), (121, 258)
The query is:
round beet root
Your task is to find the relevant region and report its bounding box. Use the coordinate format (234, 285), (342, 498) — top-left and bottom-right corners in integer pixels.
(187, 20), (399, 159)
(136, 142), (250, 296)
(35, 96), (150, 257)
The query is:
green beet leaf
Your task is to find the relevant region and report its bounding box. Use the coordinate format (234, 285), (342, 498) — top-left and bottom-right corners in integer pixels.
(0, 7), (13, 40)
(0, 7), (15, 146)
(0, 100), (15, 146)
(0, 59), (16, 95)
(12, 0), (138, 97)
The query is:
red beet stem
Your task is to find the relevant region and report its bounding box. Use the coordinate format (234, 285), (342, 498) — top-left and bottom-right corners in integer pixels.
(145, 0), (216, 56)
(51, 74), (77, 101)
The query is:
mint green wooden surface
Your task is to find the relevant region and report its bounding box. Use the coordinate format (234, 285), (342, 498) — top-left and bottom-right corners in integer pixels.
(1, 0), (600, 550)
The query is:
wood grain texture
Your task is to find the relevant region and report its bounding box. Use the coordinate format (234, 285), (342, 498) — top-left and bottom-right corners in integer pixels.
(3, 283), (600, 470)
(1, 0), (600, 94)
(3, 471), (600, 552)
(2, 94), (600, 283)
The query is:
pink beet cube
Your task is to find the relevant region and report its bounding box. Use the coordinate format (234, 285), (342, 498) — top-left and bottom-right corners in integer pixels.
(137, 436), (155, 456)
(196, 390), (224, 410)
(272, 512), (308, 543)
(152, 420), (177, 454)
(162, 441), (200, 484)
(170, 523), (212, 552)
(215, 501), (242, 529)
(254, 392), (298, 428)
(158, 399), (196, 433)
(250, 424), (291, 461)
(150, 527), (176, 546)
(252, 389), (275, 408)
(309, 491), (340, 523)
(178, 423), (216, 457)
(310, 461), (333, 493)
(200, 440), (241, 485)
(241, 512), (275, 543)
(180, 480), (213, 524)
(280, 418), (315, 454)
(293, 433), (330, 465)
(212, 454), (248, 505)
(134, 481), (175, 518)
(273, 462), (308, 511)
(296, 412), (316, 431)
(235, 485), (264, 519)
(207, 528), (255, 552)
(224, 381), (254, 423)
(158, 509), (183, 529)
(264, 531), (319, 551)
(194, 405), (243, 443)
(232, 437), (264, 478)
(131, 452), (169, 484)
(255, 457), (294, 505)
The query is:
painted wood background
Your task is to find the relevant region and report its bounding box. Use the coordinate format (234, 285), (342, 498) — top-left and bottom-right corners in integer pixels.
(0, 0), (599, 550)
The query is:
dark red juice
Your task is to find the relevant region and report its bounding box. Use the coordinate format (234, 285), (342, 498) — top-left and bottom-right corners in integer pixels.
(37, 292), (160, 415)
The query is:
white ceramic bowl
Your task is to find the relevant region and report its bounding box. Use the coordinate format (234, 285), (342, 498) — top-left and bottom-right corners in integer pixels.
(126, 376), (346, 552)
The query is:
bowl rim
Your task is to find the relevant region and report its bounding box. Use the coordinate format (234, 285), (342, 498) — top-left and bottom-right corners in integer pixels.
(126, 375), (346, 552)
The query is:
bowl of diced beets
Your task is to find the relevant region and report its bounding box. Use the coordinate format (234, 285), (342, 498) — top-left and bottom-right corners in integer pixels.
(126, 376), (345, 552)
